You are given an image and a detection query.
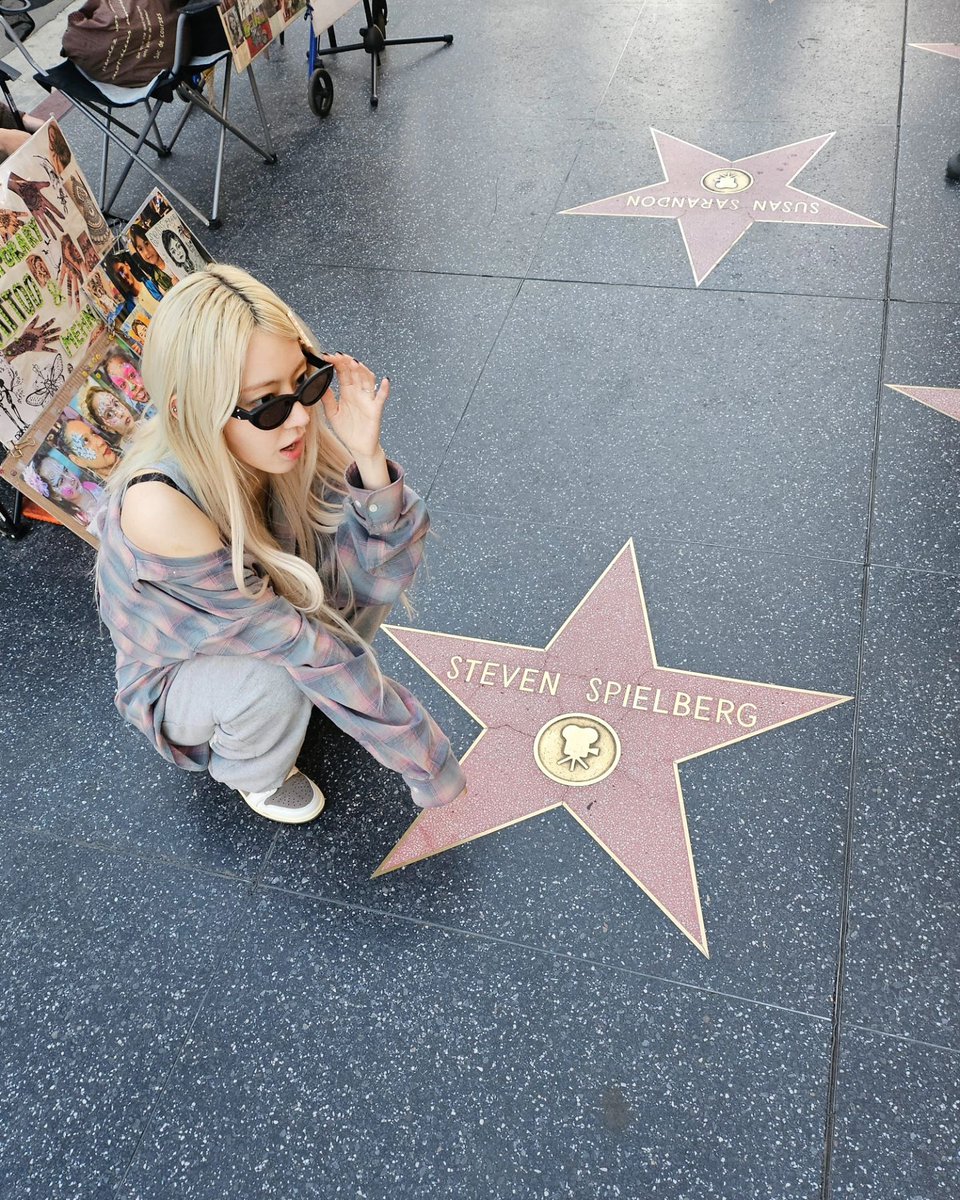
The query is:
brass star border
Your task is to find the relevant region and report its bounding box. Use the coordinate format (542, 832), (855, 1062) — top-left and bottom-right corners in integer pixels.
(376, 542), (851, 956)
(887, 384), (960, 423)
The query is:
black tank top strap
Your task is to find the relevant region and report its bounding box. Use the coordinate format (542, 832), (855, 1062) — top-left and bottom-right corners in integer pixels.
(128, 471), (187, 496)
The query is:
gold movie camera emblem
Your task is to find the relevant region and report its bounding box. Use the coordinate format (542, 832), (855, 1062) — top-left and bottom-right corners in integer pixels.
(534, 713), (622, 787)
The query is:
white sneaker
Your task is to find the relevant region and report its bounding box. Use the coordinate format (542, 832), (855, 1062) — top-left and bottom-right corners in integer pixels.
(238, 767), (325, 824)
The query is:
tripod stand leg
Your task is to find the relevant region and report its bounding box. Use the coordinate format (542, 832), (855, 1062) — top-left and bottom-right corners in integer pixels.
(371, 49), (379, 107)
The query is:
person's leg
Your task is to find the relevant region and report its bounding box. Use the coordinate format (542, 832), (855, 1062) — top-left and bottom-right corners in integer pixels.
(161, 656), (311, 794)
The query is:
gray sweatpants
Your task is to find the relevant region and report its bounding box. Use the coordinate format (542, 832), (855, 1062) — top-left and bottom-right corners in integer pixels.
(160, 604), (390, 794)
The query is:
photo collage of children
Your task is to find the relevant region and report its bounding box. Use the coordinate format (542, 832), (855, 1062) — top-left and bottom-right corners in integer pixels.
(0, 124), (210, 546)
(217, 0), (308, 73)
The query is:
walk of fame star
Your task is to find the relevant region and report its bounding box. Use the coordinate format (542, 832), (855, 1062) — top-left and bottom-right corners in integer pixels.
(560, 128), (884, 285)
(909, 44), (960, 61)
(887, 384), (960, 423)
(377, 543), (851, 956)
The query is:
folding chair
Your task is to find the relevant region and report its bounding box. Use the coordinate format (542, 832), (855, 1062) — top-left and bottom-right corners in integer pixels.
(0, 0), (277, 229)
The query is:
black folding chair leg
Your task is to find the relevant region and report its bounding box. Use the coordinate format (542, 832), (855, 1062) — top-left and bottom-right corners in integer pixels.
(144, 98), (171, 156)
(178, 78), (275, 164)
(63, 96), (218, 229)
(166, 91), (195, 151)
(245, 64), (275, 161)
(104, 96), (167, 213)
(99, 116), (110, 210)
(210, 62), (231, 226)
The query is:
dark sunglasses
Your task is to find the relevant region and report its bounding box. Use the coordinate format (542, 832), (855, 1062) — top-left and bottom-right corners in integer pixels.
(231, 350), (334, 431)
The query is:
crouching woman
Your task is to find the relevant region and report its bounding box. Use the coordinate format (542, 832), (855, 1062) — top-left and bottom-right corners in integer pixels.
(95, 265), (465, 822)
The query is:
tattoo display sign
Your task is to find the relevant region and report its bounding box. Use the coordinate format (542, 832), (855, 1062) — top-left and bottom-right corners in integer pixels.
(0, 125), (211, 544)
(217, 0), (309, 73)
(0, 120), (111, 448)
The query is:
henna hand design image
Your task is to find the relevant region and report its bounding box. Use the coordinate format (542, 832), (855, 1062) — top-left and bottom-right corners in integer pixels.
(58, 236), (85, 306)
(6, 174), (66, 241)
(66, 176), (111, 249)
(4, 316), (62, 359)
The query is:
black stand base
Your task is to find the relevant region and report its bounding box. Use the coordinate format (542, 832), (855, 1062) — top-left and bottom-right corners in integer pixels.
(0, 487), (27, 540)
(315, 0), (453, 108)
(947, 150), (960, 182)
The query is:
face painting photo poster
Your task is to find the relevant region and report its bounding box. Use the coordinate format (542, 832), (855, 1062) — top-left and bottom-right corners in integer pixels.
(85, 190), (211, 356)
(0, 120), (110, 448)
(0, 329), (150, 545)
(1, 187), (209, 542)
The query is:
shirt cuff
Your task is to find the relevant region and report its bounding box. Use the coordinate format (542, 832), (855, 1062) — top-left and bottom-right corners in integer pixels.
(407, 753), (467, 809)
(344, 459), (405, 530)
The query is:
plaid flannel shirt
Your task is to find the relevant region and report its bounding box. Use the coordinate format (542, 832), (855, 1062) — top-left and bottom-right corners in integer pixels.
(95, 458), (464, 808)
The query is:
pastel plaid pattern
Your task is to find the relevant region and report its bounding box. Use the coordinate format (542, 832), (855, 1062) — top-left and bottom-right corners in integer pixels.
(95, 459), (464, 808)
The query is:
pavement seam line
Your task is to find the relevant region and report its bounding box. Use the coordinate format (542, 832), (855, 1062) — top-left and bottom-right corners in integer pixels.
(818, 4), (911, 1197)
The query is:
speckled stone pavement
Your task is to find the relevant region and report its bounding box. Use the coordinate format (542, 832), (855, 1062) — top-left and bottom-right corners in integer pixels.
(0, 2), (958, 1197)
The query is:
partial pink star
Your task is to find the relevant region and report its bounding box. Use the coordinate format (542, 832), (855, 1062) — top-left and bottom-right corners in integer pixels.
(561, 128), (884, 285)
(887, 384), (960, 422)
(909, 44), (960, 61)
(377, 542), (850, 956)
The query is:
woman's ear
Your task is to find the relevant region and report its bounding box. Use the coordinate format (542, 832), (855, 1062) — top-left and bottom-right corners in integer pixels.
(169, 397), (178, 420)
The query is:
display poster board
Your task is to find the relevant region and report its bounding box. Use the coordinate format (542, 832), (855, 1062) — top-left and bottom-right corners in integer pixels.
(217, 0), (309, 73)
(0, 126), (211, 546)
(310, 0), (359, 37)
(0, 120), (111, 449)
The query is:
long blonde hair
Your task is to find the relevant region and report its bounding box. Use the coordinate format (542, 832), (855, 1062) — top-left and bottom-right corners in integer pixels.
(106, 265), (359, 636)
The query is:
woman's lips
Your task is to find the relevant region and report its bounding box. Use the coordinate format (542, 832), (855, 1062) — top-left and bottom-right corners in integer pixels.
(279, 437), (304, 459)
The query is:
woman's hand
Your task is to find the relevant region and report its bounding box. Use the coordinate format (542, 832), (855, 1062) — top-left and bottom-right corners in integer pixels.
(320, 352), (389, 466)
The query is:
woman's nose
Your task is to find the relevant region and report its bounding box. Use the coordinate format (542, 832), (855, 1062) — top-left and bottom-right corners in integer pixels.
(285, 400), (311, 429)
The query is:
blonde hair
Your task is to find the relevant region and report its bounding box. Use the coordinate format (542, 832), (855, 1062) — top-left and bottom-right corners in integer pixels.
(106, 265), (360, 639)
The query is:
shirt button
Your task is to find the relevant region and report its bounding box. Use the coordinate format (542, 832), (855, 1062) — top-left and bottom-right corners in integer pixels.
(369, 503), (379, 513)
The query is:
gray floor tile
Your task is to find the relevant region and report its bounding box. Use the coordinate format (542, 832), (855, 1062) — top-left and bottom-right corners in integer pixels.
(357, 0), (645, 122)
(119, 886), (833, 1200)
(830, 1027), (960, 1199)
(902, 34), (960, 128)
(58, 45), (591, 278)
(873, 301), (960, 574)
(0, 829), (247, 1199)
(889, 123), (960, 303)
(597, 0), (905, 129)
(427, 279), (883, 559)
(842, 567), (960, 1049)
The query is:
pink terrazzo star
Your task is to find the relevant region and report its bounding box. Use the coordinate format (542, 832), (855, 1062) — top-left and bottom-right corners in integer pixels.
(909, 44), (960, 61)
(561, 128), (884, 285)
(887, 384), (960, 423)
(377, 543), (850, 955)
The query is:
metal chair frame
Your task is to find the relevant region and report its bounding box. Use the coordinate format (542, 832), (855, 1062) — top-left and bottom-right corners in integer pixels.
(0, 0), (277, 229)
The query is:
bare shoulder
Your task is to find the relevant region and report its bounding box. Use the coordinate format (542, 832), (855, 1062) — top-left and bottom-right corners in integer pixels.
(120, 479), (224, 558)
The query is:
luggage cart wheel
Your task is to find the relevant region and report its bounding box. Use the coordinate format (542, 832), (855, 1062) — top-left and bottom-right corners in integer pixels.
(308, 68), (334, 118)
